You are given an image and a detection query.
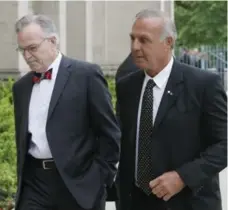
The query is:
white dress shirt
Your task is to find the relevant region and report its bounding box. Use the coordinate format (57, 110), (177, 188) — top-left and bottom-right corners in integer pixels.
(135, 57), (174, 180)
(28, 53), (62, 159)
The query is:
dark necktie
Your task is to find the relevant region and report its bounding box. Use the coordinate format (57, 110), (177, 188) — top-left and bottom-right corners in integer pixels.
(32, 68), (53, 83)
(137, 79), (156, 195)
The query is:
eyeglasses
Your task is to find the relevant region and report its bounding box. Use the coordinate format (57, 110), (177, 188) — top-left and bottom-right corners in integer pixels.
(16, 39), (47, 54)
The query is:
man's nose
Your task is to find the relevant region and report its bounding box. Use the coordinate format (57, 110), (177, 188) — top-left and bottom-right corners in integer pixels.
(131, 39), (141, 51)
(23, 49), (32, 59)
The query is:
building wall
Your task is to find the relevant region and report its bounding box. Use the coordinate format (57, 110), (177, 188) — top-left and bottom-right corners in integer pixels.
(32, 1), (60, 31)
(0, 1), (18, 78)
(96, 1), (161, 65)
(0, 0), (173, 78)
(66, 1), (86, 60)
(64, 1), (172, 69)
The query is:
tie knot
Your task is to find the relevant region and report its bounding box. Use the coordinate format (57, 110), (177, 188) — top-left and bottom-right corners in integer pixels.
(147, 79), (156, 89)
(32, 68), (53, 83)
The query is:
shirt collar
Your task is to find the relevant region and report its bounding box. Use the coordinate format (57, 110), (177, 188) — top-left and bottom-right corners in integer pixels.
(46, 52), (62, 72)
(144, 56), (174, 89)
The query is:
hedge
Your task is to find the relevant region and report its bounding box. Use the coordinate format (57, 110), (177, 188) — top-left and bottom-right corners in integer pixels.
(0, 79), (17, 208)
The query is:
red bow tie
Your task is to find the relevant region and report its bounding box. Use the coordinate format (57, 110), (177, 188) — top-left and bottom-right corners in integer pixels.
(32, 68), (53, 83)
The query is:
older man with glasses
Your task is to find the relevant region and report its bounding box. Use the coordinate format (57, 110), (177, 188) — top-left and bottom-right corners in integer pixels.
(12, 14), (120, 210)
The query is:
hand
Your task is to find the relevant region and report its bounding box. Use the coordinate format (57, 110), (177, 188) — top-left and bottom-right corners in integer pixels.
(149, 171), (185, 201)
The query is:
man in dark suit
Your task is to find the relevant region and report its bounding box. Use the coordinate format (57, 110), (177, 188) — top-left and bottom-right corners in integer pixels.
(13, 14), (120, 210)
(116, 9), (227, 210)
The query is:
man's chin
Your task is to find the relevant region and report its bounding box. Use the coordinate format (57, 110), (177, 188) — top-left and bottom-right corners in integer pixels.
(29, 67), (43, 73)
(28, 64), (43, 73)
(134, 61), (147, 70)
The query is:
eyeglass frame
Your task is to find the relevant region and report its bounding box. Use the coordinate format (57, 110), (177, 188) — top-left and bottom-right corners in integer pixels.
(16, 38), (47, 54)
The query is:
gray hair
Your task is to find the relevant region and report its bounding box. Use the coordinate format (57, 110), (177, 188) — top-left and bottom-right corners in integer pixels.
(15, 14), (59, 45)
(135, 9), (177, 48)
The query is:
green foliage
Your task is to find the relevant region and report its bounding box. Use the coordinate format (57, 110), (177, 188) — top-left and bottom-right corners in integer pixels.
(107, 76), (116, 110)
(175, 1), (227, 47)
(0, 79), (17, 208)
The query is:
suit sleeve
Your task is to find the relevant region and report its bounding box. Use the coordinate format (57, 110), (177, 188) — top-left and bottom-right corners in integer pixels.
(176, 74), (227, 194)
(88, 65), (121, 187)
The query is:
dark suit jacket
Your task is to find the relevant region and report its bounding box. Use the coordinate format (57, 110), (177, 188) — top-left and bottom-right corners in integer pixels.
(116, 60), (227, 210)
(12, 56), (121, 209)
(106, 53), (139, 202)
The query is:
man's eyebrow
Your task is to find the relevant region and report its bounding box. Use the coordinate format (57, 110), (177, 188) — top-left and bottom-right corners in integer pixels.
(18, 43), (37, 49)
(140, 34), (151, 39)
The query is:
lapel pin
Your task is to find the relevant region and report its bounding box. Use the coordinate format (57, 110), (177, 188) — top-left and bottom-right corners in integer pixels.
(167, 90), (173, 95)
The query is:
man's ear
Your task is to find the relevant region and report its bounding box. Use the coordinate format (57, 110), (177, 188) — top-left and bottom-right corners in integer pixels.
(165, 37), (174, 49)
(49, 36), (57, 45)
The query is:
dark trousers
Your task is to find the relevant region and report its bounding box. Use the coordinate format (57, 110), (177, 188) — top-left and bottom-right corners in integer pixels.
(17, 155), (105, 210)
(130, 185), (169, 210)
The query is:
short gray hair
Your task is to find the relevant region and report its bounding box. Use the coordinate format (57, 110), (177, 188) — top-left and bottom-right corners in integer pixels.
(15, 14), (59, 44)
(135, 9), (177, 48)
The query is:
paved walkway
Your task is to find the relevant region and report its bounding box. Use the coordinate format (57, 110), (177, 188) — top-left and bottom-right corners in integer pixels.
(105, 169), (227, 210)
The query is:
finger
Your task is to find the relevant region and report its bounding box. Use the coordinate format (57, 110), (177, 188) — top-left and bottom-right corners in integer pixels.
(163, 193), (172, 201)
(152, 185), (163, 195)
(156, 189), (167, 198)
(152, 185), (168, 198)
(149, 178), (161, 189)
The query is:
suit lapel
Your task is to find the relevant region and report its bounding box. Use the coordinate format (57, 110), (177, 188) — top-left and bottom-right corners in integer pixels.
(47, 56), (71, 121)
(129, 71), (145, 146)
(153, 60), (184, 132)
